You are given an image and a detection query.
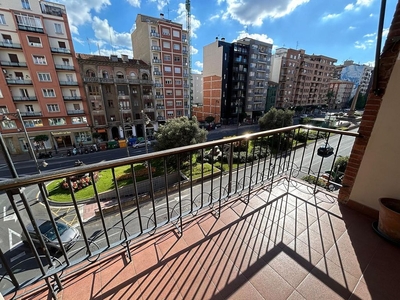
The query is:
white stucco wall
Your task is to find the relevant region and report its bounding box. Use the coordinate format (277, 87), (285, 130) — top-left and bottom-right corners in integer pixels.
(349, 58), (400, 210)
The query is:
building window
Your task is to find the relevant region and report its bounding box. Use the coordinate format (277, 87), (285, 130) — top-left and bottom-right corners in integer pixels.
(165, 79), (172, 85)
(27, 36), (41, 47)
(42, 89), (55, 97)
(166, 90), (173, 96)
(47, 104), (59, 112)
(0, 106), (8, 113)
(166, 101), (173, 106)
(88, 85), (99, 95)
(164, 66), (172, 73)
(62, 58), (70, 65)
(176, 90), (182, 96)
(15, 14), (43, 29)
(175, 79), (181, 85)
(58, 41), (66, 48)
(167, 111), (174, 116)
(38, 72), (51, 81)
(164, 54), (171, 61)
(1, 120), (17, 129)
(0, 14), (6, 25)
(49, 118), (66, 126)
(176, 100), (182, 105)
(54, 23), (62, 34)
(33, 55), (46, 65)
(24, 119), (43, 128)
(162, 28), (170, 35)
(173, 30), (180, 38)
(173, 44), (180, 50)
(72, 117), (88, 125)
(174, 56), (180, 62)
(163, 41), (170, 49)
(74, 131), (91, 142)
(108, 100), (114, 108)
(21, 0), (31, 9)
(174, 67), (181, 74)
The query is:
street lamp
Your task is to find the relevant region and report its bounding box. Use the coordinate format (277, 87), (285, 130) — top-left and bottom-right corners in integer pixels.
(1, 109), (42, 174)
(141, 110), (151, 154)
(119, 105), (130, 157)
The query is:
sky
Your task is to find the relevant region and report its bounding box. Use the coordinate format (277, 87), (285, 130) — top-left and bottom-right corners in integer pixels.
(51, 0), (397, 74)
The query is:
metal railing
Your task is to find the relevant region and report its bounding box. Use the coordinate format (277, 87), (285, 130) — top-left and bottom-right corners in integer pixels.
(0, 125), (359, 299)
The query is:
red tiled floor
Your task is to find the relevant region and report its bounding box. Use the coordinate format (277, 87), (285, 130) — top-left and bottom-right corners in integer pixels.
(8, 179), (400, 300)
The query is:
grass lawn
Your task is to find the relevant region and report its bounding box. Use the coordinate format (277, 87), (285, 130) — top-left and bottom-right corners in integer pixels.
(47, 163), (164, 203)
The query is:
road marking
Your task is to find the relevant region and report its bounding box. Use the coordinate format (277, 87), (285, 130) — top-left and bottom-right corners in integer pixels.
(9, 228), (21, 250)
(3, 206), (17, 222)
(10, 251), (25, 263)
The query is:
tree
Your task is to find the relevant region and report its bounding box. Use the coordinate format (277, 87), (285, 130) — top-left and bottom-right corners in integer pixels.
(205, 116), (215, 124)
(33, 135), (49, 154)
(154, 116), (207, 151)
(326, 90), (335, 108)
(258, 107), (294, 131)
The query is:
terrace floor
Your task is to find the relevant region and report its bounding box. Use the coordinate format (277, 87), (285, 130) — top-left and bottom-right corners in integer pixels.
(16, 179), (400, 300)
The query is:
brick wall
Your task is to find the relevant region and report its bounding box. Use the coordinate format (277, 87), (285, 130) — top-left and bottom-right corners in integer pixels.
(338, 2), (400, 206)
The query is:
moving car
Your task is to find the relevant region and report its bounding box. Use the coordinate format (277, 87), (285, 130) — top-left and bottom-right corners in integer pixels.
(21, 219), (80, 251)
(317, 145), (334, 157)
(132, 140), (151, 148)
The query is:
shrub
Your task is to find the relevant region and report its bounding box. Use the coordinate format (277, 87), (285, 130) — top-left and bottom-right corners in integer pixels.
(61, 172), (99, 192)
(302, 175), (327, 188)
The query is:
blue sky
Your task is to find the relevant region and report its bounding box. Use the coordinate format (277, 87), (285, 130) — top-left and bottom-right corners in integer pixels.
(52, 0), (397, 74)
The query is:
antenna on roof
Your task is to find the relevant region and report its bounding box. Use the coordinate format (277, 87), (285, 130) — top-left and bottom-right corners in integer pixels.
(109, 26), (115, 54)
(97, 43), (101, 55)
(296, 41), (299, 49)
(167, 0), (170, 19)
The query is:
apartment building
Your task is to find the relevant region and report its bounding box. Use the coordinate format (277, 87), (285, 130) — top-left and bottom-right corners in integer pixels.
(273, 48), (337, 109)
(328, 80), (354, 109)
(131, 13), (190, 123)
(0, 0), (89, 154)
(199, 37), (272, 125)
(76, 54), (154, 141)
(338, 61), (373, 99)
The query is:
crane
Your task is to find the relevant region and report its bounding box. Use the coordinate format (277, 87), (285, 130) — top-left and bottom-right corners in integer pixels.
(186, 0), (192, 118)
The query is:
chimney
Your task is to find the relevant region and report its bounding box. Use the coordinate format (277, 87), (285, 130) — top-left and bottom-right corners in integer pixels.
(215, 37), (218, 40)
(221, 37), (225, 41)
(160, 13), (164, 19)
(121, 54), (128, 62)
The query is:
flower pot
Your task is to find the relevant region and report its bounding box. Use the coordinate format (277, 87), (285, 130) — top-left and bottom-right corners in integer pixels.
(378, 198), (400, 243)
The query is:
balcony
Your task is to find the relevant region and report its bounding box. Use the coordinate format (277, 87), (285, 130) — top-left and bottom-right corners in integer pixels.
(59, 81), (78, 86)
(67, 109), (85, 115)
(152, 59), (162, 64)
(153, 71), (162, 76)
(156, 105), (165, 109)
(150, 31), (160, 38)
(17, 24), (44, 33)
(2, 123), (399, 300)
(12, 95), (37, 101)
(155, 83), (163, 88)
(63, 95), (82, 101)
(55, 64), (74, 70)
(1, 61), (27, 67)
(51, 47), (71, 54)
(151, 46), (161, 51)
(19, 111), (42, 117)
(155, 94), (164, 99)
(0, 41), (22, 49)
(6, 79), (32, 85)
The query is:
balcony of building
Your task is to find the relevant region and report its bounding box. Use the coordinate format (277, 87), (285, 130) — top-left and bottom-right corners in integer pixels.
(18, 111), (42, 117)
(1, 61), (27, 67)
(150, 31), (160, 38)
(55, 64), (75, 71)
(63, 96), (82, 101)
(1, 122), (399, 300)
(0, 41), (22, 49)
(152, 59), (162, 64)
(51, 47), (71, 54)
(59, 81), (78, 86)
(155, 94), (164, 99)
(40, 1), (66, 16)
(153, 71), (162, 76)
(66, 109), (85, 115)
(151, 46), (161, 51)
(155, 83), (163, 88)
(6, 78), (32, 85)
(17, 24), (44, 33)
(12, 95), (37, 101)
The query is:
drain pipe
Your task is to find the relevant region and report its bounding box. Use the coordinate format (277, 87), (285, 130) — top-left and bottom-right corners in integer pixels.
(372, 0), (387, 96)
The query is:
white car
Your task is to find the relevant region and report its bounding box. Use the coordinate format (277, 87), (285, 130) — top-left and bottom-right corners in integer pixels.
(132, 140), (151, 149)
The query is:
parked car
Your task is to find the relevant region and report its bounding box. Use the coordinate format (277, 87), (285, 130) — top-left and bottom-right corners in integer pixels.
(317, 145), (334, 157)
(132, 140), (152, 149)
(21, 219), (80, 251)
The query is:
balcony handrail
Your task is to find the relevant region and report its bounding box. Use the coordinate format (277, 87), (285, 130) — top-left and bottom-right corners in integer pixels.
(0, 124), (360, 298)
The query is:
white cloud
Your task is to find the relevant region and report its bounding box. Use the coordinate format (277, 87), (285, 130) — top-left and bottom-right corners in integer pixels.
(92, 17), (133, 49)
(209, 14), (220, 21)
(194, 61), (203, 68)
(354, 39), (374, 49)
(344, 4), (354, 11)
(363, 32), (376, 37)
(192, 69), (202, 74)
(149, 0), (169, 11)
(217, 0), (225, 5)
(96, 48), (134, 59)
(349, 26), (356, 30)
(55, 0), (111, 34)
(126, 0), (140, 8)
(191, 45), (198, 55)
(382, 28), (389, 38)
(233, 31), (274, 44)
(363, 60), (375, 67)
(175, 3), (201, 38)
(223, 0), (310, 26)
(322, 13), (341, 21)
